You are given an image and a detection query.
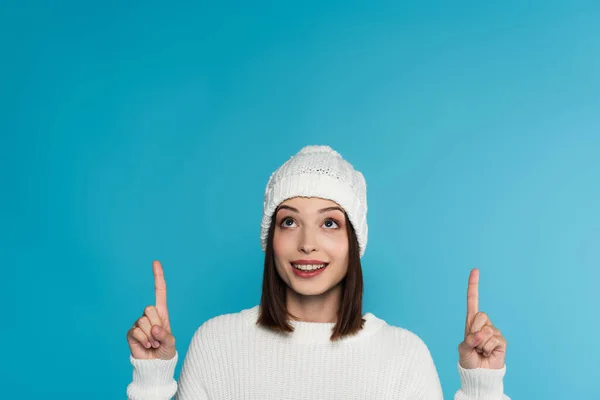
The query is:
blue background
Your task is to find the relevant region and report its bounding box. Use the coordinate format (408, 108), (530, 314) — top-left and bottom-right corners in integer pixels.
(2, 1), (599, 398)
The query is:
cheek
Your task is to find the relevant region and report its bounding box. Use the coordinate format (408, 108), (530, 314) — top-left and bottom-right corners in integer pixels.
(272, 230), (283, 254)
(321, 232), (349, 258)
(273, 229), (294, 258)
(272, 231), (294, 279)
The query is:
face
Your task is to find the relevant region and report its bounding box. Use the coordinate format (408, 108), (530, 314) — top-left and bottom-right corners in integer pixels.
(273, 196), (349, 297)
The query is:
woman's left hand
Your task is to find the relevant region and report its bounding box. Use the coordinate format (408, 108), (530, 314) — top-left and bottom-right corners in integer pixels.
(457, 268), (507, 369)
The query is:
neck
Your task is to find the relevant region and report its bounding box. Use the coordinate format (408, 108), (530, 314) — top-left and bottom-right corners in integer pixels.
(285, 284), (342, 323)
(244, 304), (387, 345)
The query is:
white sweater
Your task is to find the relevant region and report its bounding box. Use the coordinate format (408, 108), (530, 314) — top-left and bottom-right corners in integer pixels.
(127, 305), (510, 399)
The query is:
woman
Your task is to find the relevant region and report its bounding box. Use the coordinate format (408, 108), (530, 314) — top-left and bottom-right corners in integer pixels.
(126, 145), (510, 399)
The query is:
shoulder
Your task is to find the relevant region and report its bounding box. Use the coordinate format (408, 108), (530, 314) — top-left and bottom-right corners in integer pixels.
(371, 316), (432, 357)
(375, 322), (443, 397)
(191, 305), (258, 341)
(384, 324), (428, 346)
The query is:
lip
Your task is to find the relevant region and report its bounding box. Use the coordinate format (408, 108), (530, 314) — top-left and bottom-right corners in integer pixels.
(291, 259), (328, 265)
(290, 261), (329, 278)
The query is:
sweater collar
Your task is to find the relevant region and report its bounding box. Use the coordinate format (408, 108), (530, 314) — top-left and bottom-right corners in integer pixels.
(241, 305), (387, 345)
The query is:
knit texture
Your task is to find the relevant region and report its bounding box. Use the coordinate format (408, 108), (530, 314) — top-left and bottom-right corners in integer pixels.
(127, 305), (510, 399)
(260, 145), (369, 257)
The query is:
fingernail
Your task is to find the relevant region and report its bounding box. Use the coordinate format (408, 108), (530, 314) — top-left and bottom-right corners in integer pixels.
(155, 326), (162, 335)
(145, 342), (151, 348)
(154, 341), (160, 348)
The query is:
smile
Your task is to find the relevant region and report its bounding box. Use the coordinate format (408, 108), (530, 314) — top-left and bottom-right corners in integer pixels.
(291, 263), (329, 271)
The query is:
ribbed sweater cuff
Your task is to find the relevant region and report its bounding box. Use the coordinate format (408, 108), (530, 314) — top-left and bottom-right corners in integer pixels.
(126, 352), (178, 400)
(457, 362), (506, 399)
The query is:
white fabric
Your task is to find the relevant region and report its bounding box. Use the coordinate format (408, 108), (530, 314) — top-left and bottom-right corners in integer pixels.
(127, 305), (510, 399)
(260, 145), (369, 257)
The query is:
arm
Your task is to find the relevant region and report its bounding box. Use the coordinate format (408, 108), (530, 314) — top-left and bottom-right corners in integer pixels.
(455, 268), (511, 399)
(454, 362), (511, 400)
(126, 261), (210, 399)
(127, 326), (210, 400)
(127, 352), (179, 400)
(407, 336), (445, 399)
(407, 336), (510, 400)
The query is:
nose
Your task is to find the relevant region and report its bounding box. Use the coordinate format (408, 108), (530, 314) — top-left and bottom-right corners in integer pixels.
(299, 229), (318, 254)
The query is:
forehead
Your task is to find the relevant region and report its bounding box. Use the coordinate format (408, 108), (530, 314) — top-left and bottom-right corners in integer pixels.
(279, 196), (343, 212)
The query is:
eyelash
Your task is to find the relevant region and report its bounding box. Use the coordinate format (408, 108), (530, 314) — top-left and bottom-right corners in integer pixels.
(280, 217), (340, 229)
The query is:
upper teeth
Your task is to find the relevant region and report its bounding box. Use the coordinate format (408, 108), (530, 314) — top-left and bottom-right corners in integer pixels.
(292, 263), (327, 271)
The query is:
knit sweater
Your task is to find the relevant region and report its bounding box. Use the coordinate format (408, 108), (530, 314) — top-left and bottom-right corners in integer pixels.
(127, 305), (510, 399)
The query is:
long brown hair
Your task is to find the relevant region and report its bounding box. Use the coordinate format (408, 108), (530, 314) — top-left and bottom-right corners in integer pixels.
(256, 206), (365, 341)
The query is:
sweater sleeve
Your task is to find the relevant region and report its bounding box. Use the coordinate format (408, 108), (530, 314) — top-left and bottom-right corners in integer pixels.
(126, 326), (210, 400)
(127, 352), (179, 400)
(407, 335), (445, 399)
(407, 335), (511, 400)
(454, 362), (511, 400)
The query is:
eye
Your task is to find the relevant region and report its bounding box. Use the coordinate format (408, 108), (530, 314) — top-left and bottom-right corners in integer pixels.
(280, 217), (297, 228)
(322, 218), (340, 229)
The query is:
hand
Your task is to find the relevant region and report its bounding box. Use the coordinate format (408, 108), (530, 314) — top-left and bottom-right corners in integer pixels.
(126, 260), (177, 360)
(457, 268), (507, 369)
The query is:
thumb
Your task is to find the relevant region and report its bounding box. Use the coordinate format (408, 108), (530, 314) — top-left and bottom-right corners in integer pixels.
(458, 331), (481, 355)
(153, 325), (175, 346)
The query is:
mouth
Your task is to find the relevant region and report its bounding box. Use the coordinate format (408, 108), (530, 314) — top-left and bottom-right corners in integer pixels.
(291, 262), (329, 272)
(290, 261), (330, 278)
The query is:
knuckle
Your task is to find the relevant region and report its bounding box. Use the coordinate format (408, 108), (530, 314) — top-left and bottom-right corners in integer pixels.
(134, 327), (147, 340)
(486, 338), (497, 350)
(144, 305), (155, 315)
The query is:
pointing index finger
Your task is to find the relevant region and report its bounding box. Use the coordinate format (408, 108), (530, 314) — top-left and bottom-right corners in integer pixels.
(467, 268), (479, 320)
(153, 260), (168, 313)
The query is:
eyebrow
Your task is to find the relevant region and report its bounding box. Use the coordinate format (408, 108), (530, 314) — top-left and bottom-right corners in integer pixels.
(276, 205), (345, 214)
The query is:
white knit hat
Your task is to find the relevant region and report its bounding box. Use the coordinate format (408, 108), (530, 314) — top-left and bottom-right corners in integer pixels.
(260, 145), (368, 257)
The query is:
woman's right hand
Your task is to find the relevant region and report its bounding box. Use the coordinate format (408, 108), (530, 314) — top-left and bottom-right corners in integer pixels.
(126, 260), (177, 360)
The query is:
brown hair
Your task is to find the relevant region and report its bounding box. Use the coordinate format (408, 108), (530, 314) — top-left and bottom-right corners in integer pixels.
(256, 207), (365, 341)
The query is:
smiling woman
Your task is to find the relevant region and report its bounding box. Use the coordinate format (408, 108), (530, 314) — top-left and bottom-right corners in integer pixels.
(126, 145), (511, 400)
(259, 196), (365, 337)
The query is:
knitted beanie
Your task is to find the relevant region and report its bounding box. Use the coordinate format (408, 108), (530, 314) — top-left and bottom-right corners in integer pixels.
(260, 145), (368, 257)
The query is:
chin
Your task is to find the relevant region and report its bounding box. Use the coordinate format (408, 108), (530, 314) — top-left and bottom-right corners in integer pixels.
(289, 279), (342, 297)
(290, 285), (329, 297)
